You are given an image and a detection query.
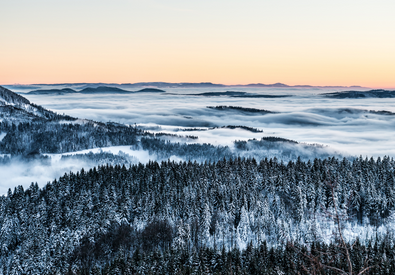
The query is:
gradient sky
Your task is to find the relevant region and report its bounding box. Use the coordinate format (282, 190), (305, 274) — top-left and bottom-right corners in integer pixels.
(1, 0), (394, 87)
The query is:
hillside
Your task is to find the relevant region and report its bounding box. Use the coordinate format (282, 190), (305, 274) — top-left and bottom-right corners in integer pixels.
(0, 86), (75, 122)
(0, 86), (31, 106)
(28, 88), (78, 95)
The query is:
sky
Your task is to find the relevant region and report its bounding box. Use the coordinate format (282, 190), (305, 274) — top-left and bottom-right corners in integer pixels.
(1, 0), (395, 87)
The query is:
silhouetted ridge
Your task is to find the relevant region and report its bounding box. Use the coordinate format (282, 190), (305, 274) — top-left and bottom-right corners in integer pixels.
(29, 87), (166, 94)
(0, 86), (30, 105)
(207, 105), (276, 114)
(135, 88), (165, 93)
(187, 91), (290, 98)
(7, 82), (369, 90)
(245, 82), (289, 87)
(194, 91), (247, 96)
(28, 88), (77, 94)
(0, 86), (75, 121)
(79, 86), (129, 93)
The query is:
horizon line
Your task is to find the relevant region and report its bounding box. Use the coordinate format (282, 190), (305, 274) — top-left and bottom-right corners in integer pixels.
(3, 81), (395, 90)
(1, 81), (384, 89)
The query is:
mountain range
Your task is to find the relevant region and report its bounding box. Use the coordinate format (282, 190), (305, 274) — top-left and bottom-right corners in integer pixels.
(4, 82), (369, 91)
(28, 87), (166, 95)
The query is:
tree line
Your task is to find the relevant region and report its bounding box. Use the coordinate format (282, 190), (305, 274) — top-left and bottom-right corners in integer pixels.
(1, 156), (395, 273)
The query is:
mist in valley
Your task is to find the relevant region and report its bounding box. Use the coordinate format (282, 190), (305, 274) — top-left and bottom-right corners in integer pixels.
(19, 87), (395, 157)
(2, 86), (395, 193)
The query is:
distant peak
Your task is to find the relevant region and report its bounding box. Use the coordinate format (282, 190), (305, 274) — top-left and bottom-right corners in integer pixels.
(135, 88), (166, 93)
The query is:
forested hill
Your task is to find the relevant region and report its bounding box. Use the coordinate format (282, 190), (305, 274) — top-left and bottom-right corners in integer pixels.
(1, 156), (395, 274)
(0, 86), (75, 122)
(0, 86), (30, 106)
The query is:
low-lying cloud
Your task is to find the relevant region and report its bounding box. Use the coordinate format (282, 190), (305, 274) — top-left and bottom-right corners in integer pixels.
(0, 147), (155, 195)
(0, 157), (90, 195)
(18, 87), (395, 159)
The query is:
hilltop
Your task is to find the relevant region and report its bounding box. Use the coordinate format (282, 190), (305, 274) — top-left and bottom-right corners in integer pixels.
(0, 86), (74, 122)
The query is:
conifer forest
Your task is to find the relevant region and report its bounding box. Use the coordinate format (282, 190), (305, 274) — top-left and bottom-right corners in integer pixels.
(2, 85), (395, 274)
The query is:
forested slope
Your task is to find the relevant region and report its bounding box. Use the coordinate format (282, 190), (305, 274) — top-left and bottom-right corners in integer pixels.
(1, 156), (395, 274)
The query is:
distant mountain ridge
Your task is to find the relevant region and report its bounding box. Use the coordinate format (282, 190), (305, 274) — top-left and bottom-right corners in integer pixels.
(28, 88), (78, 95)
(5, 82), (370, 91)
(28, 86), (166, 95)
(176, 91), (291, 98)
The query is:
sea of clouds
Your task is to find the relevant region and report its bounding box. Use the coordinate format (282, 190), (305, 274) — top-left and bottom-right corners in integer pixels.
(2, 87), (395, 194)
(20, 87), (395, 157)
